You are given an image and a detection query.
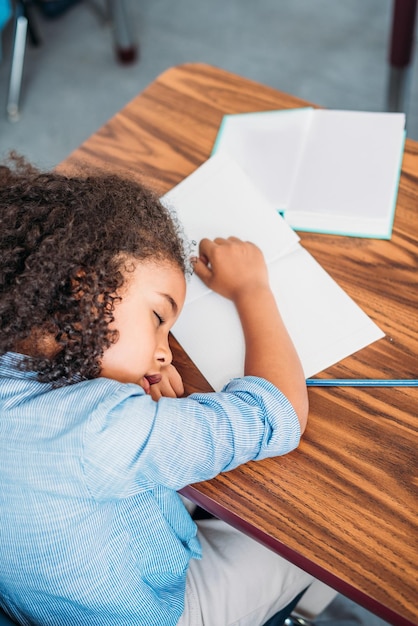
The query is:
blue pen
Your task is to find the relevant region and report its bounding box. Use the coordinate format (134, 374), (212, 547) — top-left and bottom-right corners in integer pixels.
(306, 379), (418, 387)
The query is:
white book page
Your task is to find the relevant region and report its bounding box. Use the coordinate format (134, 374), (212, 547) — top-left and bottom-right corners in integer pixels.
(172, 245), (383, 392)
(172, 292), (245, 391)
(212, 108), (313, 209)
(268, 247), (384, 378)
(164, 150), (384, 391)
(161, 153), (300, 304)
(285, 110), (406, 236)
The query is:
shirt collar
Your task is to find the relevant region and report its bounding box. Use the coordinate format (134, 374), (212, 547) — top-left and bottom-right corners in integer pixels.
(0, 351), (86, 386)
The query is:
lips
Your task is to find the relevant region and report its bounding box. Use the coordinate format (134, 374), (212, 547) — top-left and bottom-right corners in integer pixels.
(144, 374), (162, 386)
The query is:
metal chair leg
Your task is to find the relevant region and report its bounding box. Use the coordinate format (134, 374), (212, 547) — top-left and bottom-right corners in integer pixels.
(284, 617), (315, 626)
(6, 8), (28, 121)
(107, 0), (138, 63)
(386, 0), (417, 114)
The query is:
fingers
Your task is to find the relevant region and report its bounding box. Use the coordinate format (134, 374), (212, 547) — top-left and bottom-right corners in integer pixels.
(192, 236), (268, 301)
(193, 237), (242, 274)
(150, 385), (162, 401)
(191, 238), (218, 285)
(149, 365), (185, 400)
(197, 237), (218, 261)
(166, 365), (185, 396)
(194, 236), (262, 276)
(192, 255), (212, 285)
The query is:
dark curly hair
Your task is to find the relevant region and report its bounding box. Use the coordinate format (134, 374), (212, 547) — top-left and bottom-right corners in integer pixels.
(0, 154), (187, 385)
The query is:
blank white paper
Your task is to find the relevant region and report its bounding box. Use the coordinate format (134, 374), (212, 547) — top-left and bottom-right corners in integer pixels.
(162, 153), (300, 304)
(163, 154), (384, 391)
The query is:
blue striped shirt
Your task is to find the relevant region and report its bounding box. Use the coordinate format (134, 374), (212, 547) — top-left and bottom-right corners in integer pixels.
(0, 352), (300, 625)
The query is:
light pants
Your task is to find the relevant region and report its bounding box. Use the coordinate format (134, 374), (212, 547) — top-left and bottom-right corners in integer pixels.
(178, 516), (313, 626)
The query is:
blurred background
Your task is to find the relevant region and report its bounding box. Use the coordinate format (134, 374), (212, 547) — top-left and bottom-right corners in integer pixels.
(0, 0), (417, 170)
(0, 3), (412, 624)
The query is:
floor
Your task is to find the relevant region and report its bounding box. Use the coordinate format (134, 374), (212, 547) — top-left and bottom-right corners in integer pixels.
(0, 1), (409, 624)
(0, 0), (417, 169)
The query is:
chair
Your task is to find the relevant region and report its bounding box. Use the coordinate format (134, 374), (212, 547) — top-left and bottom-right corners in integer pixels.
(263, 587), (309, 626)
(285, 580), (338, 625)
(5, 0), (137, 121)
(262, 581), (337, 626)
(0, 0), (11, 51)
(387, 0), (417, 113)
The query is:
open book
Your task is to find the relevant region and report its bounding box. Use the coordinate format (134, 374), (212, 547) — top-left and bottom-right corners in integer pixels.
(161, 153), (384, 392)
(212, 108), (406, 239)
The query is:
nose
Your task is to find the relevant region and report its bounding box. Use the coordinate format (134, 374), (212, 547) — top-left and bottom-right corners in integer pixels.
(156, 336), (172, 366)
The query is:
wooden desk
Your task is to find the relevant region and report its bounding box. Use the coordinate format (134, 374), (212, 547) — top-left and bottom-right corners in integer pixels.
(59, 64), (418, 626)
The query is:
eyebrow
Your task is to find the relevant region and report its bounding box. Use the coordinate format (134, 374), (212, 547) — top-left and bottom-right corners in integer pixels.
(158, 293), (178, 314)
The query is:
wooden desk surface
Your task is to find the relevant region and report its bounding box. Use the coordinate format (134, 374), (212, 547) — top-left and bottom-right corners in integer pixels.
(60, 64), (418, 626)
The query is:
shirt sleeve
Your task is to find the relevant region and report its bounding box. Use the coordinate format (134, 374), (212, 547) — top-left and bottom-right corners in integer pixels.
(83, 376), (300, 500)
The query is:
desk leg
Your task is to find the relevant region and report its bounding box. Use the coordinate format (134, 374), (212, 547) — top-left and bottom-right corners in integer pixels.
(387, 0), (417, 113)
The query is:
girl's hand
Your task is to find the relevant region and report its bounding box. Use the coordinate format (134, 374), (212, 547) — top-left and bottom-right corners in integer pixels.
(147, 364), (184, 400)
(192, 237), (269, 302)
(192, 236), (308, 432)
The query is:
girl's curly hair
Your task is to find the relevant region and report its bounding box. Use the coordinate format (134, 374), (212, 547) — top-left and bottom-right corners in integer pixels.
(0, 154), (187, 385)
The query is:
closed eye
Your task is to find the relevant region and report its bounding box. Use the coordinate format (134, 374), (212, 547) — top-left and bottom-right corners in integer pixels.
(153, 311), (165, 326)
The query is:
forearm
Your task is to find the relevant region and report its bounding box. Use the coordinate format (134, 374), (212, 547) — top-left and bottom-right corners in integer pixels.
(234, 285), (308, 432)
(192, 237), (308, 432)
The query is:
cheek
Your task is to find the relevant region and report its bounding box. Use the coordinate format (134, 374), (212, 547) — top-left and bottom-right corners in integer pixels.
(118, 327), (154, 366)
(101, 328), (155, 383)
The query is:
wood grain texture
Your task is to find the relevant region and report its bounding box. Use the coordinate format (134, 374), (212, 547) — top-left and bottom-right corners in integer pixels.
(59, 64), (418, 626)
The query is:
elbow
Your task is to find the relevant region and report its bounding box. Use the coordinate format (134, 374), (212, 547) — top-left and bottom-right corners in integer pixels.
(295, 391), (309, 436)
(279, 382), (309, 436)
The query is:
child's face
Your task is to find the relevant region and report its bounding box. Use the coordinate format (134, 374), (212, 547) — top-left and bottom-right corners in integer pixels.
(100, 259), (186, 391)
